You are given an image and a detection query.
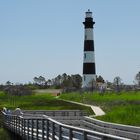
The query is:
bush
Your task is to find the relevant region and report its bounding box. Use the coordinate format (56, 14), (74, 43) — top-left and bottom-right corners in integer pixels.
(4, 85), (32, 96)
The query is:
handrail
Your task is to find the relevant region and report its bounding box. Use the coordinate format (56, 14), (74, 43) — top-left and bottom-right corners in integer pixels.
(82, 117), (140, 140)
(85, 116), (140, 133)
(44, 115), (128, 140)
(1, 108), (130, 140)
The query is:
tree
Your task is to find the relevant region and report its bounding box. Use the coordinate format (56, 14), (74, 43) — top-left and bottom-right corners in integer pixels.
(45, 73), (82, 90)
(38, 76), (46, 85)
(113, 76), (122, 92)
(33, 77), (39, 84)
(53, 75), (62, 88)
(57, 75), (62, 85)
(45, 79), (52, 87)
(135, 71), (140, 87)
(61, 74), (72, 88)
(96, 75), (105, 83)
(114, 76), (122, 86)
(4, 85), (32, 96)
(62, 73), (67, 81)
(33, 76), (46, 86)
(46, 79), (52, 86)
(61, 73), (68, 88)
(5, 81), (11, 86)
(71, 74), (82, 89)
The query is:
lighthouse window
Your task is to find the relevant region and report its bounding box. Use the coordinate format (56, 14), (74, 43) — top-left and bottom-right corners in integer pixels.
(84, 53), (86, 59)
(84, 76), (86, 81)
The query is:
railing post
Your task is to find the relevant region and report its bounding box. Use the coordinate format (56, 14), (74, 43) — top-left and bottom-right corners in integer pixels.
(52, 122), (55, 140)
(31, 119), (33, 140)
(74, 111), (76, 116)
(58, 125), (62, 140)
(23, 119), (26, 139)
(83, 131), (87, 140)
(19, 117), (22, 136)
(36, 119), (38, 140)
(27, 119), (29, 140)
(9, 115), (11, 129)
(15, 116), (17, 134)
(18, 116), (20, 135)
(42, 119), (44, 140)
(69, 128), (73, 140)
(12, 116), (15, 132)
(10, 116), (13, 132)
(17, 116), (19, 134)
(14, 116), (16, 133)
(19, 117), (22, 137)
(21, 118), (24, 138)
(46, 120), (49, 140)
(17, 116), (20, 135)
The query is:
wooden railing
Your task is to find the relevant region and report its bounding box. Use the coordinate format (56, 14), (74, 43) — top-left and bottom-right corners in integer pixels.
(82, 117), (140, 140)
(2, 109), (129, 140)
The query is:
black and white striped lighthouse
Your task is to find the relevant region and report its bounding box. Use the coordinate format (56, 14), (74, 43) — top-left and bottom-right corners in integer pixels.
(83, 9), (96, 88)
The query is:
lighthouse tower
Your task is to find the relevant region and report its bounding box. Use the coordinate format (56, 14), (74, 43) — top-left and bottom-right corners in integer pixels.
(83, 9), (96, 88)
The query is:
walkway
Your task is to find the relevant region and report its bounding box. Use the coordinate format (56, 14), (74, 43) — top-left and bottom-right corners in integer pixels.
(2, 109), (128, 140)
(2, 100), (140, 140)
(59, 99), (105, 116)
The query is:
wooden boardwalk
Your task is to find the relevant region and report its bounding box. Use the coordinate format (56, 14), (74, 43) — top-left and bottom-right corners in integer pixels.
(2, 108), (140, 140)
(59, 99), (105, 116)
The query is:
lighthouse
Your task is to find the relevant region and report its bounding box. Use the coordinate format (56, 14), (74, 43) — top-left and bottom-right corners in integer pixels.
(83, 9), (96, 88)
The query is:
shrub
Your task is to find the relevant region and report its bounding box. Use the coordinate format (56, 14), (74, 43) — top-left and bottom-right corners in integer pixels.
(4, 85), (32, 96)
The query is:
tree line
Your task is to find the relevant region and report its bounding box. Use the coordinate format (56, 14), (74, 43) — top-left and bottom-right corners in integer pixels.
(33, 73), (82, 90)
(0, 71), (140, 96)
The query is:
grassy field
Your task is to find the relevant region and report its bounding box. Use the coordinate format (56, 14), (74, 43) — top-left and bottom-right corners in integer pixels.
(0, 91), (93, 114)
(1, 90), (139, 126)
(60, 91), (140, 126)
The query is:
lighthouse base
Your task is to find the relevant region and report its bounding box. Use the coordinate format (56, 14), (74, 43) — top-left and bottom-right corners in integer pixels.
(82, 74), (96, 89)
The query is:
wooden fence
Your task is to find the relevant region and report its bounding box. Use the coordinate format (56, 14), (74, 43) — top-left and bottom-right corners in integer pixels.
(2, 109), (129, 140)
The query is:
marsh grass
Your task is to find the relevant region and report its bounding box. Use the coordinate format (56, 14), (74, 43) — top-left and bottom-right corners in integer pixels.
(60, 91), (140, 126)
(97, 105), (140, 126)
(0, 91), (93, 114)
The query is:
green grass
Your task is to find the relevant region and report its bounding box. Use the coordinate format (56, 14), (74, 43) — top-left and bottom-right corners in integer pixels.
(0, 91), (93, 114)
(60, 91), (140, 103)
(97, 105), (140, 126)
(60, 91), (140, 126)
(1, 90), (140, 127)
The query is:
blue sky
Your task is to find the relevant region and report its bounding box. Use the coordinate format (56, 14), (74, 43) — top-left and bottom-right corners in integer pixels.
(0, 0), (139, 84)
